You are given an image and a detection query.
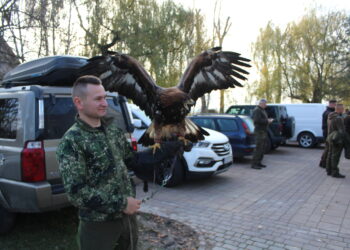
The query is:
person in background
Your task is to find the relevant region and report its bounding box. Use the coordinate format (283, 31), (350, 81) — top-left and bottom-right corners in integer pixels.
(319, 99), (337, 168)
(326, 104), (346, 178)
(251, 99), (273, 170)
(322, 100), (337, 139)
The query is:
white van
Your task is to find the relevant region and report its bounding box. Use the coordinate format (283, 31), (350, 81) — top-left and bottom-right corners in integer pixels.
(274, 103), (326, 148)
(129, 104), (233, 186)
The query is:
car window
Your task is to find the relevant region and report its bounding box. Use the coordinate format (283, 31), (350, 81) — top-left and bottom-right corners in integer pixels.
(42, 97), (76, 139)
(226, 106), (253, 116)
(42, 96), (127, 139)
(191, 118), (216, 130)
(217, 119), (238, 132)
(241, 117), (255, 131)
(279, 106), (288, 119)
(0, 98), (18, 139)
(266, 106), (277, 119)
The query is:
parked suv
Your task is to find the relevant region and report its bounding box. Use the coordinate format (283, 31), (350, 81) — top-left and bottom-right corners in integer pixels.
(226, 105), (295, 152)
(189, 114), (255, 159)
(0, 58), (134, 233)
(130, 104), (233, 186)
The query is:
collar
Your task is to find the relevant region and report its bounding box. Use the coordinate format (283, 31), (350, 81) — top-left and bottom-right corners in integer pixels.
(75, 115), (113, 132)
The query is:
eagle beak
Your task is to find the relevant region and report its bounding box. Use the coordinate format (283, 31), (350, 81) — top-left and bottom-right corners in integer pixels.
(184, 99), (195, 112)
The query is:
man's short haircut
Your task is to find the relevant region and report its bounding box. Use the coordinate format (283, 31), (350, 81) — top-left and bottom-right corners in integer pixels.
(329, 99), (337, 104)
(259, 98), (267, 104)
(72, 75), (102, 98)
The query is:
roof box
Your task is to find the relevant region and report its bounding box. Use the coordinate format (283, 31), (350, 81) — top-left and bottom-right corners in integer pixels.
(2, 55), (88, 87)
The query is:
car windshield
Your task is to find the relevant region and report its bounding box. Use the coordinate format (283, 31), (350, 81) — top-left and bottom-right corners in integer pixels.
(226, 106), (253, 116)
(241, 116), (255, 132)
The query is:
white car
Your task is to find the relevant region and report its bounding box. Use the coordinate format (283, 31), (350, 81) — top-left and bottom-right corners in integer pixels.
(129, 104), (233, 186)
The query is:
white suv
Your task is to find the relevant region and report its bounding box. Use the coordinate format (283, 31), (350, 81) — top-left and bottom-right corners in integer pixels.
(129, 104), (233, 186)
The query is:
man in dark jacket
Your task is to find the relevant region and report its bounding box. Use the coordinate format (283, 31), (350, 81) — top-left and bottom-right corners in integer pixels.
(322, 100), (337, 139)
(57, 75), (181, 250)
(251, 99), (273, 169)
(319, 99), (337, 168)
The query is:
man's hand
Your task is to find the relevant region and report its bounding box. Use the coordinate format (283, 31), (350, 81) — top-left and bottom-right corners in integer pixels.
(123, 197), (141, 215)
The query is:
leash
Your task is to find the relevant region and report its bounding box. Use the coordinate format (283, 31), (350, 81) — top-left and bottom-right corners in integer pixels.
(141, 152), (179, 203)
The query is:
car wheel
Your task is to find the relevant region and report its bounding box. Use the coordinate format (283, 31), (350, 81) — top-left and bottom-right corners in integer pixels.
(157, 154), (184, 187)
(0, 205), (16, 234)
(298, 132), (316, 148)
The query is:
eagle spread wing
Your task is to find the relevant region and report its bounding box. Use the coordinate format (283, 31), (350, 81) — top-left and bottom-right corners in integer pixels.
(78, 52), (159, 119)
(78, 47), (251, 148)
(177, 47), (251, 101)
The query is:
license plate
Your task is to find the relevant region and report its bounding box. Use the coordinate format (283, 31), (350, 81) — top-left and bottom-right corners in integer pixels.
(223, 156), (232, 164)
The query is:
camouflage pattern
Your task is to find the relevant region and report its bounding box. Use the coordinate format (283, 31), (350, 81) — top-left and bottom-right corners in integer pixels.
(326, 130), (344, 175)
(56, 116), (134, 222)
(325, 116), (345, 175)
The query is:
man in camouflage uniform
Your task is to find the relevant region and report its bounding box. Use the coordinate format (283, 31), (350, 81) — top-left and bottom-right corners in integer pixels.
(326, 104), (346, 178)
(251, 99), (273, 169)
(56, 75), (180, 250)
(319, 99), (337, 168)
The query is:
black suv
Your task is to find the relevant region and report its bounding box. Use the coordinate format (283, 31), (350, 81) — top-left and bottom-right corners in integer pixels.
(226, 105), (295, 152)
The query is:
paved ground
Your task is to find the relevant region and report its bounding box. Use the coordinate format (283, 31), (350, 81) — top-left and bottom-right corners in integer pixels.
(136, 145), (350, 250)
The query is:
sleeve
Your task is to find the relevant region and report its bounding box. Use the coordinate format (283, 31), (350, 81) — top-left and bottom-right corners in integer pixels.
(56, 137), (127, 214)
(124, 141), (182, 181)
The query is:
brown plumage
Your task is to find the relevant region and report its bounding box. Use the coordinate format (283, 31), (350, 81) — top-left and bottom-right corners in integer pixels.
(78, 47), (251, 147)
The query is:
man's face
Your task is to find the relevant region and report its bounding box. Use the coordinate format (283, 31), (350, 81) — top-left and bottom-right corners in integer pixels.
(259, 102), (267, 109)
(76, 84), (108, 119)
(329, 102), (337, 108)
(336, 105), (344, 114)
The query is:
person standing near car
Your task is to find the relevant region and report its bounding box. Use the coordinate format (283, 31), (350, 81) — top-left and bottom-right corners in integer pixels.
(56, 75), (181, 250)
(319, 99), (337, 168)
(326, 104), (346, 178)
(251, 99), (273, 169)
(322, 100), (337, 139)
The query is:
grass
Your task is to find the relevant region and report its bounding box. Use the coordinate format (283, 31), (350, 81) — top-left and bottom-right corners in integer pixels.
(0, 207), (79, 250)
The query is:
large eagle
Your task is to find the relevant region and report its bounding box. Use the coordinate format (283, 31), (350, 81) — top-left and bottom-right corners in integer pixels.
(78, 47), (251, 151)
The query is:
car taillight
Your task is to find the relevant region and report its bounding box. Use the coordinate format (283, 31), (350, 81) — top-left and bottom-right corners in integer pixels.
(21, 141), (46, 182)
(242, 122), (251, 134)
(131, 137), (138, 151)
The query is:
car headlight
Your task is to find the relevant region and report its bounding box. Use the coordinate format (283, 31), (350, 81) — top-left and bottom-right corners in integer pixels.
(193, 141), (210, 148)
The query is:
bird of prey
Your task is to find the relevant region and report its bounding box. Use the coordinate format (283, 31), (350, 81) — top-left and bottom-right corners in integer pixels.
(78, 47), (251, 152)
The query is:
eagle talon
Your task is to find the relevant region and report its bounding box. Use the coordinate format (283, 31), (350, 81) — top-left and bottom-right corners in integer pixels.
(178, 136), (190, 146)
(149, 143), (161, 154)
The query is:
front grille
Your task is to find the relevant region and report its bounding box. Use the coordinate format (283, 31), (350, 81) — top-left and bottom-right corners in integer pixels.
(212, 142), (231, 156)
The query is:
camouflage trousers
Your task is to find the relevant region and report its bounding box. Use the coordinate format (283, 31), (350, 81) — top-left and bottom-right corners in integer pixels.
(326, 131), (344, 176)
(77, 215), (138, 250)
(252, 130), (267, 165)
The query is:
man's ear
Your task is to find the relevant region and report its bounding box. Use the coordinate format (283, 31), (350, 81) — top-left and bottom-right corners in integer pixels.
(73, 96), (83, 111)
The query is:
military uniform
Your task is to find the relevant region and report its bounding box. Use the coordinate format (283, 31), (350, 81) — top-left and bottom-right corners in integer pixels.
(319, 106), (336, 168)
(325, 114), (346, 177)
(57, 116), (137, 249)
(252, 106), (269, 167)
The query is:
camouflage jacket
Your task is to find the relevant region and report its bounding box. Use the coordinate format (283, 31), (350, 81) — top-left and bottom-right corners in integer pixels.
(56, 116), (134, 222)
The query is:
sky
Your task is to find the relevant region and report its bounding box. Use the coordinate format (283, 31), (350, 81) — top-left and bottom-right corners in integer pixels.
(167, 0), (350, 109)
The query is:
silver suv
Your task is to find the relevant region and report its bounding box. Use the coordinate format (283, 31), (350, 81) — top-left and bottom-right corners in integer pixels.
(0, 84), (133, 233)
